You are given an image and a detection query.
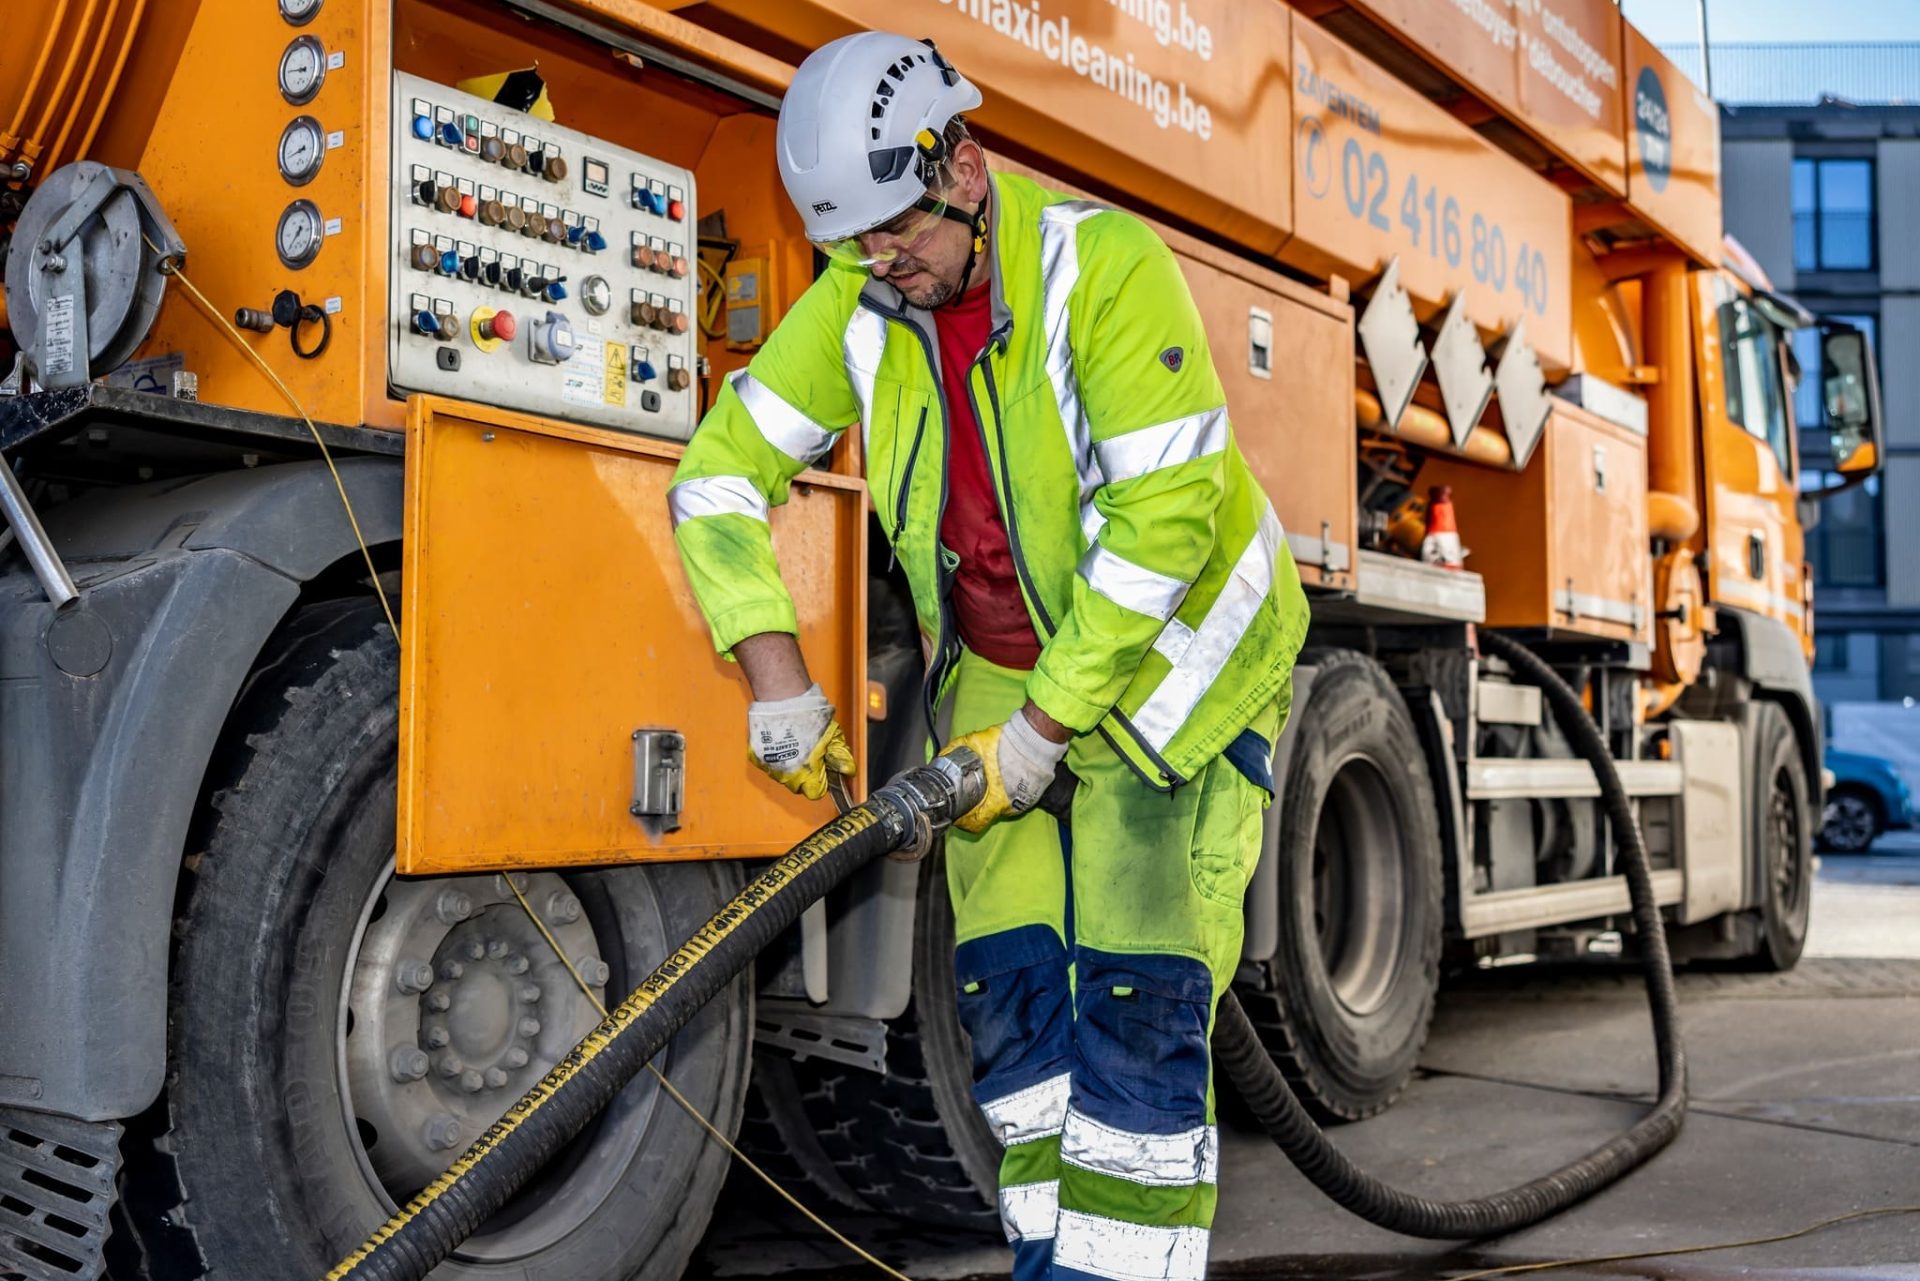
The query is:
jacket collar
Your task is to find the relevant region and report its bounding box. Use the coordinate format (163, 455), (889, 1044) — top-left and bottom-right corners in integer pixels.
(858, 170), (1019, 344)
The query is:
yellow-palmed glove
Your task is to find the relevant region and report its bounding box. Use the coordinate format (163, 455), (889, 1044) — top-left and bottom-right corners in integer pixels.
(748, 684), (856, 801)
(944, 708), (1069, 835)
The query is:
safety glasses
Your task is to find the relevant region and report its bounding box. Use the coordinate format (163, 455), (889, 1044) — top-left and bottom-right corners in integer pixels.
(813, 193), (949, 269)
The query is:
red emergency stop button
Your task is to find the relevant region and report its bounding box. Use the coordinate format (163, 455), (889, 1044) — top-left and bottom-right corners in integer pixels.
(458, 193), (477, 219)
(481, 310), (516, 342)
(667, 198), (685, 221)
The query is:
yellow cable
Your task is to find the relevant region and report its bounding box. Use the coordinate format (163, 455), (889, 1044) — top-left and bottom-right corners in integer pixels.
(157, 243), (907, 1279)
(148, 245), (398, 638)
(505, 877), (916, 1281)
(1445, 1203), (1920, 1281)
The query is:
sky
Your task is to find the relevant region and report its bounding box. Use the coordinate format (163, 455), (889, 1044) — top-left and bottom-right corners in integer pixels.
(1622, 0), (1920, 45)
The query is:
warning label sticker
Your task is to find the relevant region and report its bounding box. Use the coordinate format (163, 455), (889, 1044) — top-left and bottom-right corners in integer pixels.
(560, 339), (604, 409)
(43, 294), (75, 378)
(603, 341), (627, 406)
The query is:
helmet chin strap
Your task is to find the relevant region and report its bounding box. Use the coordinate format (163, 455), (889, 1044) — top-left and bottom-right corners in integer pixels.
(939, 182), (990, 305)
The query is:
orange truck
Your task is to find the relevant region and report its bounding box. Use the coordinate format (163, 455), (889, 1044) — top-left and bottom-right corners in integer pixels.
(0, 0), (1885, 1277)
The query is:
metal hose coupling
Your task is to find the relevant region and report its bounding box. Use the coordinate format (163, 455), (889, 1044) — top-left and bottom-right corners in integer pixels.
(868, 747), (987, 861)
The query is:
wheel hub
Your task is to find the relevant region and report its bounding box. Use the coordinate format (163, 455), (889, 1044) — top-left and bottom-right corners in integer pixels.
(343, 871), (609, 1196)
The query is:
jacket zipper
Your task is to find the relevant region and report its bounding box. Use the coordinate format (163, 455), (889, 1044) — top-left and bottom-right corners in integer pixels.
(968, 343), (1055, 637)
(868, 300), (960, 750)
(886, 405), (928, 574)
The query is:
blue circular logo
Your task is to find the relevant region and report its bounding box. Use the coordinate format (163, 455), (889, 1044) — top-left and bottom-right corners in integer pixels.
(1298, 116), (1330, 200)
(1635, 66), (1671, 193)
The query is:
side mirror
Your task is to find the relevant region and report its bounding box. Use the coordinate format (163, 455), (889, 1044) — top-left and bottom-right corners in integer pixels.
(1820, 321), (1882, 476)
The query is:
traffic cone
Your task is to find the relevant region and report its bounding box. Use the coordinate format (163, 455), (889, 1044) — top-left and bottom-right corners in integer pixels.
(1421, 485), (1464, 570)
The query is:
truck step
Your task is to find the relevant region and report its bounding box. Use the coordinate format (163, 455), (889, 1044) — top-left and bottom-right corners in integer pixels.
(0, 1107), (122, 1281)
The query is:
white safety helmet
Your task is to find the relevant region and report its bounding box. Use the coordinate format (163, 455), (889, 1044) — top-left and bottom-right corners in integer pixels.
(777, 31), (984, 267)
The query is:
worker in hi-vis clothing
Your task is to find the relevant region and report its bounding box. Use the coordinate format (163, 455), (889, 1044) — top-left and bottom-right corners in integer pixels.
(670, 30), (1308, 1281)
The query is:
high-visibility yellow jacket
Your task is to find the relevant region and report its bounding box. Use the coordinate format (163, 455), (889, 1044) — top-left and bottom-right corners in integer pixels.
(670, 171), (1308, 789)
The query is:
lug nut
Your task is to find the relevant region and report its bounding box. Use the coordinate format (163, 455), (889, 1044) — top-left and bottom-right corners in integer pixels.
(506, 955), (529, 975)
(389, 1046), (430, 1082)
(459, 1068), (485, 1093)
(580, 959), (611, 987)
(518, 1018), (541, 1038)
(395, 960), (434, 995)
(496, 873), (529, 896)
(436, 889), (474, 924)
(487, 940), (509, 959)
(440, 960), (465, 981)
(423, 1113), (463, 1151)
(423, 1024), (451, 1049)
(484, 1067), (509, 1089)
(503, 1047), (529, 1069)
(465, 940), (486, 962)
(519, 984), (542, 1003)
(426, 991), (451, 1012)
(438, 1054), (465, 1078)
(546, 892), (582, 924)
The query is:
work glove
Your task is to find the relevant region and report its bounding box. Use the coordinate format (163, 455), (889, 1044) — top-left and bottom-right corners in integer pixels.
(943, 707), (1070, 835)
(748, 683), (856, 801)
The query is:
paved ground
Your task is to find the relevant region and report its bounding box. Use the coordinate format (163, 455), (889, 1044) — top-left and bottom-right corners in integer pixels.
(695, 838), (1920, 1280)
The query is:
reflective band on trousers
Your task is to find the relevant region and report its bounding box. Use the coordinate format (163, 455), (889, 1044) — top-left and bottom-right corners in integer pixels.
(1132, 503), (1286, 751)
(1053, 1211), (1209, 1281)
(1038, 201), (1110, 523)
(667, 474), (768, 526)
(998, 1179), (1059, 1243)
(1094, 406), (1229, 484)
(980, 1072), (1071, 1147)
(730, 370), (840, 466)
(1060, 1107), (1219, 1187)
(843, 306), (887, 458)
(1079, 544), (1189, 622)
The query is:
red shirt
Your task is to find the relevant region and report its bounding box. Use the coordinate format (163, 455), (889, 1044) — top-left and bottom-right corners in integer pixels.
(934, 284), (1043, 670)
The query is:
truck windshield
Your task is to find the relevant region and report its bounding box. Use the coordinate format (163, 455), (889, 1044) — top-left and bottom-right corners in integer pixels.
(1719, 297), (1793, 478)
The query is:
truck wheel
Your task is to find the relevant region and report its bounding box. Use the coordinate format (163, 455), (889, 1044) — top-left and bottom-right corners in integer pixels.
(1751, 701), (1813, 970)
(749, 839), (1001, 1232)
(1236, 648), (1444, 1122)
(123, 597), (751, 1280)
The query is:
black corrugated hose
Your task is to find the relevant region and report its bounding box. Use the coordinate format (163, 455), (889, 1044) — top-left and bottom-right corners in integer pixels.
(1213, 629), (1688, 1238)
(322, 753), (984, 1281)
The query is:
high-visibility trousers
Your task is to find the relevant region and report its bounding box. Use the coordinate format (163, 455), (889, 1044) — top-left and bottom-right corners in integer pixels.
(944, 649), (1285, 1281)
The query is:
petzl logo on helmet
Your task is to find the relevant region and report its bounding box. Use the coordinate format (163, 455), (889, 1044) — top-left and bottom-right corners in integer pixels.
(812, 200), (838, 215)
(1160, 346), (1185, 373)
(1634, 67), (1671, 193)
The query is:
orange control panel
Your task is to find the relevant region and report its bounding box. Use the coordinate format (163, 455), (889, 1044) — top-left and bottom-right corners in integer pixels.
(387, 72), (702, 437)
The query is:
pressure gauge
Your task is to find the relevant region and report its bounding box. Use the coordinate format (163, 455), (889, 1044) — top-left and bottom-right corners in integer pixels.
(276, 199), (325, 269)
(278, 0), (323, 25)
(278, 35), (327, 105)
(581, 274), (612, 316)
(277, 116), (325, 186)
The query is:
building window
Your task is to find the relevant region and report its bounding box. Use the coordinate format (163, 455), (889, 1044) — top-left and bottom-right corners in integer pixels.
(1800, 468), (1884, 588)
(1793, 157), (1874, 271)
(1791, 312), (1876, 431)
(1814, 633), (1850, 672)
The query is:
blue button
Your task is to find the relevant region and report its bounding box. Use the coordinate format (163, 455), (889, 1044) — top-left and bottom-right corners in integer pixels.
(439, 250), (459, 274)
(414, 310), (439, 334)
(544, 281), (568, 302)
(412, 116), (434, 141)
(438, 121), (464, 147)
(566, 224), (584, 244)
(584, 230), (607, 253)
(633, 359), (657, 383)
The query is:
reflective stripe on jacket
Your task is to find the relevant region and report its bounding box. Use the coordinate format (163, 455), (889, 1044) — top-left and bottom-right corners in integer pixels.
(670, 171), (1308, 788)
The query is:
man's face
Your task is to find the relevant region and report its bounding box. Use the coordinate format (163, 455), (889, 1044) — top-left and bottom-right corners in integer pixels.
(865, 140), (989, 309)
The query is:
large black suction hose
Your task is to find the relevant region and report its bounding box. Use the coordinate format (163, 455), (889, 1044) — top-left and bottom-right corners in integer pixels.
(1213, 629), (1688, 1238)
(322, 752), (986, 1281)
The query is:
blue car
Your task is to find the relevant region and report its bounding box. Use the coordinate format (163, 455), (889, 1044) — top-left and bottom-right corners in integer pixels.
(1821, 749), (1916, 853)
